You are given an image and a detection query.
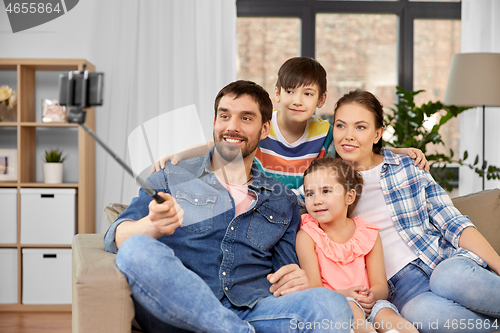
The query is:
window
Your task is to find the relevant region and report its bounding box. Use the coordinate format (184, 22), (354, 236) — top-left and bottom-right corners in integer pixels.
(237, 0), (461, 157)
(315, 13), (398, 116)
(414, 19), (461, 157)
(237, 17), (301, 110)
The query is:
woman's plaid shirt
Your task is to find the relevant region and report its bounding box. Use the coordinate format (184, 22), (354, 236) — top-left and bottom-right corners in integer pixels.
(378, 149), (485, 270)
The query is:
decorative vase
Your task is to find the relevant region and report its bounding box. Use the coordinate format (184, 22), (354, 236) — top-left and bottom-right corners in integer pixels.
(0, 104), (17, 122)
(43, 163), (63, 183)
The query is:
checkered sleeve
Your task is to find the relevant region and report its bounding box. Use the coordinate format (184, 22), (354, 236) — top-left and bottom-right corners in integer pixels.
(423, 170), (476, 248)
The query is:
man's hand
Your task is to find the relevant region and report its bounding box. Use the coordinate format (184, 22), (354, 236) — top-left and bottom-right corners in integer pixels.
(405, 147), (430, 171)
(148, 192), (184, 236)
(267, 264), (311, 297)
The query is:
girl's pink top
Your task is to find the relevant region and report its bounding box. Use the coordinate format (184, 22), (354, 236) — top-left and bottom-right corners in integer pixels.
(300, 214), (380, 291)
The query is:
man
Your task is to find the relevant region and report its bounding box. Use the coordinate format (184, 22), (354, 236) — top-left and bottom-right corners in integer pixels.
(104, 80), (352, 332)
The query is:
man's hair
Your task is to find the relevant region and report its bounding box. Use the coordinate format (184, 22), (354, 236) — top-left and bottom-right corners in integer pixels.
(334, 89), (385, 154)
(275, 57), (327, 97)
(214, 80), (273, 124)
(303, 156), (363, 217)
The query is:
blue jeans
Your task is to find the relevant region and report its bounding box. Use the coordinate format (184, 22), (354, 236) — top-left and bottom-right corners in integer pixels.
(116, 234), (353, 332)
(388, 256), (500, 333)
(347, 297), (400, 323)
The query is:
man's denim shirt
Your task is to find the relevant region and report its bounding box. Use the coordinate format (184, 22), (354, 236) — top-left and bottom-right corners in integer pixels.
(104, 149), (301, 308)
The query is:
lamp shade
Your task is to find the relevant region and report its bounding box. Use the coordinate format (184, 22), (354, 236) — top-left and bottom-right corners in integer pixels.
(443, 53), (500, 107)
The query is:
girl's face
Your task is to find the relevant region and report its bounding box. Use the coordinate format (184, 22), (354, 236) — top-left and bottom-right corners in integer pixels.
(333, 102), (384, 170)
(303, 168), (355, 225)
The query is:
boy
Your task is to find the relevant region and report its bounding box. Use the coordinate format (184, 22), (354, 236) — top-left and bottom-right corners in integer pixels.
(254, 57), (332, 190)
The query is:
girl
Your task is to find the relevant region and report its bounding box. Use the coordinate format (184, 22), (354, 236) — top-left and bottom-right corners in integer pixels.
(296, 157), (418, 333)
(332, 89), (500, 333)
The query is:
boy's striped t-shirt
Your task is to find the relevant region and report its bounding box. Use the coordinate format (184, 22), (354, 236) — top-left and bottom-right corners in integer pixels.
(254, 110), (335, 189)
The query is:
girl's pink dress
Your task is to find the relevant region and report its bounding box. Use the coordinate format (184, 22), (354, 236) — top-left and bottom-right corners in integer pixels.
(300, 214), (380, 290)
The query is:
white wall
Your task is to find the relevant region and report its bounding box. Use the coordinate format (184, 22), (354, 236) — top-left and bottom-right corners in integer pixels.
(459, 0), (500, 195)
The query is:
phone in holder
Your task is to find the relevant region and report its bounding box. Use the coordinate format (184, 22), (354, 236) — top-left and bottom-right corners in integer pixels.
(59, 71), (104, 107)
(58, 70), (104, 124)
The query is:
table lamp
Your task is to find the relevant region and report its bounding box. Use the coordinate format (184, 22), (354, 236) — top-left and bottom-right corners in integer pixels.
(443, 53), (500, 190)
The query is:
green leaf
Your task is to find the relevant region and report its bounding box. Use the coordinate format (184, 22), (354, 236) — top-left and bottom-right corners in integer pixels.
(43, 149), (65, 163)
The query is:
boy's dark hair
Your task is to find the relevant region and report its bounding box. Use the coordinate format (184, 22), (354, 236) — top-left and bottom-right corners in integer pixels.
(303, 156), (363, 217)
(214, 80), (273, 124)
(334, 89), (384, 154)
(276, 57), (327, 98)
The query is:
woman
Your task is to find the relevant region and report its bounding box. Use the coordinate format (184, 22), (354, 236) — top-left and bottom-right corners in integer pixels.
(332, 89), (500, 333)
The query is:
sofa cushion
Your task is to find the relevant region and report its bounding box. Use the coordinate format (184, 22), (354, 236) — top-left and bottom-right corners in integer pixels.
(452, 188), (500, 254)
(104, 203), (129, 226)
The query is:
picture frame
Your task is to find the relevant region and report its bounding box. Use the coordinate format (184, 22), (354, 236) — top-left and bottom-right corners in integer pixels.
(42, 99), (67, 123)
(0, 149), (17, 181)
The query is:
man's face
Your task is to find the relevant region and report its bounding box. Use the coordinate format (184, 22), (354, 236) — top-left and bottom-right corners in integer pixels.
(213, 94), (270, 162)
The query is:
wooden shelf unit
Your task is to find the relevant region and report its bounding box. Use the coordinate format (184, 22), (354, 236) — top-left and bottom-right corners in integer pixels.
(0, 59), (96, 311)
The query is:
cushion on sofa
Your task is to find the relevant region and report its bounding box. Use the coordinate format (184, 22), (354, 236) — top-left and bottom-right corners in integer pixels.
(452, 188), (500, 254)
(104, 203), (129, 226)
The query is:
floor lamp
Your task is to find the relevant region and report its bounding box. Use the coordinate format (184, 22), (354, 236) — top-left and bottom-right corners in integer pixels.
(443, 53), (500, 190)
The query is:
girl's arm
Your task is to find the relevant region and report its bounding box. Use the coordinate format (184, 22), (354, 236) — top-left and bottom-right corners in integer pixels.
(387, 147), (429, 171)
(295, 230), (323, 288)
(356, 235), (388, 312)
(151, 140), (214, 172)
(458, 227), (500, 275)
(365, 235), (389, 300)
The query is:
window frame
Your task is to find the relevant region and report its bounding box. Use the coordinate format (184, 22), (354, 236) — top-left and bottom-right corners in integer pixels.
(236, 0), (461, 92)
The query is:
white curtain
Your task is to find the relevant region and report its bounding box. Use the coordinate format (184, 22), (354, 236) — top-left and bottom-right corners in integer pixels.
(0, 0), (237, 233)
(459, 0), (500, 195)
(96, 0), (237, 233)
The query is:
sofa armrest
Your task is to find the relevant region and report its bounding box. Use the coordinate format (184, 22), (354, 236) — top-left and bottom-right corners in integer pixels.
(72, 233), (135, 333)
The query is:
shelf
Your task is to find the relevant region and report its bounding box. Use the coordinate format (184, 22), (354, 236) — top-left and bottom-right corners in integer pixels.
(20, 122), (79, 128)
(0, 244), (71, 248)
(0, 58), (94, 71)
(20, 182), (78, 188)
(0, 122), (17, 127)
(19, 244), (72, 248)
(0, 58), (96, 310)
(0, 304), (71, 312)
(0, 182), (18, 188)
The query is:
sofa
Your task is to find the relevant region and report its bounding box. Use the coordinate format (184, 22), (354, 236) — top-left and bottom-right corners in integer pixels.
(72, 189), (500, 333)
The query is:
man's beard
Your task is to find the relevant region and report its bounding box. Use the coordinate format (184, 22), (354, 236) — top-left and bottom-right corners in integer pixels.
(213, 130), (260, 162)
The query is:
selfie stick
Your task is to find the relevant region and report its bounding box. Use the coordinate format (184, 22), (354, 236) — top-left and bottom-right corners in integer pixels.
(62, 69), (165, 204)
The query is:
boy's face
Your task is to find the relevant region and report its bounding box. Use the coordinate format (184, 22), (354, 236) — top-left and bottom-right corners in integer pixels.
(275, 83), (326, 124)
(303, 168), (355, 225)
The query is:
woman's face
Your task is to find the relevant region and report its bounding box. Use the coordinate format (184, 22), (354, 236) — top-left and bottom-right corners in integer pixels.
(333, 102), (383, 170)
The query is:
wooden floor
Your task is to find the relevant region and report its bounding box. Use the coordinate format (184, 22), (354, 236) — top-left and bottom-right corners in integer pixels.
(0, 312), (71, 333)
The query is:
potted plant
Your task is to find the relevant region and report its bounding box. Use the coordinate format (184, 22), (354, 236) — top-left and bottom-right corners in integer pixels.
(384, 87), (500, 191)
(42, 149), (66, 184)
